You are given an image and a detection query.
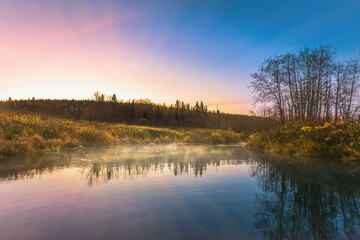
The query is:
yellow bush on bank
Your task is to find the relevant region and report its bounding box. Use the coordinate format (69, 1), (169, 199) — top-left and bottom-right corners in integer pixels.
(247, 121), (360, 160)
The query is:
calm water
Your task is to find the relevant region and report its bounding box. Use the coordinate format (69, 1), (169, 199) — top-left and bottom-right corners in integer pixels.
(1, 144), (360, 240)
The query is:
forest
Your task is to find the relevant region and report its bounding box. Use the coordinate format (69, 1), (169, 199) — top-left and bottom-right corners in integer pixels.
(0, 95), (274, 132)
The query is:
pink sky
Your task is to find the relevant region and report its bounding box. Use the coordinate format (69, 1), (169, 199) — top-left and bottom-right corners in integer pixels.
(0, 1), (254, 114)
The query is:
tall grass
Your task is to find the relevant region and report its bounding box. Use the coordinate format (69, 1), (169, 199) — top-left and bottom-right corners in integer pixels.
(0, 112), (243, 157)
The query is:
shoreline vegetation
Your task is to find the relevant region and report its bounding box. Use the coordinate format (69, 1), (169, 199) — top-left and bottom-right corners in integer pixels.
(247, 122), (360, 160)
(247, 44), (360, 160)
(1, 109), (359, 160)
(0, 111), (244, 158)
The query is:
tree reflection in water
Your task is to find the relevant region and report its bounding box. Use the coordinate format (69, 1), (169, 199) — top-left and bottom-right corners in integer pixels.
(75, 145), (250, 185)
(249, 151), (360, 240)
(2, 145), (360, 239)
(0, 145), (250, 185)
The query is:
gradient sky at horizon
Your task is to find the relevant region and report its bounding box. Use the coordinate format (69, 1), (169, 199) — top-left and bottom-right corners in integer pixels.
(1, 0), (360, 114)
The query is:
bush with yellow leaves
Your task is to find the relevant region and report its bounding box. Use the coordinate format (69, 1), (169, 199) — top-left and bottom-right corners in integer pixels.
(247, 121), (360, 160)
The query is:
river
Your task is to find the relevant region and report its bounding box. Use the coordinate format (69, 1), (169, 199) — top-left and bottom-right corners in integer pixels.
(1, 144), (359, 239)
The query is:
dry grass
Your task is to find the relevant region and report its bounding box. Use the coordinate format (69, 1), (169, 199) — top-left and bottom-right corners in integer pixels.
(0, 112), (243, 157)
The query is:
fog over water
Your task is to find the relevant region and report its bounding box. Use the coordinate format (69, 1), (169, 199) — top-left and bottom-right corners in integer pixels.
(1, 144), (360, 239)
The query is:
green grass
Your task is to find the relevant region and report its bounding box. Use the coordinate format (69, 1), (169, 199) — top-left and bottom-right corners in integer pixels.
(0, 111), (244, 158)
(247, 121), (360, 160)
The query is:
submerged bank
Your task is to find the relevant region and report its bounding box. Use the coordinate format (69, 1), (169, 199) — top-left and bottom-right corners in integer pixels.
(0, 112), (243, 158)
(247, 121), (360, 160)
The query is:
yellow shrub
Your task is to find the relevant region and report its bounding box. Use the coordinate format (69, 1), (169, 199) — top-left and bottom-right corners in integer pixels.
(208, 132), (224, 144)
(301, 126), (312, 132)
(76, 127), (115, 146)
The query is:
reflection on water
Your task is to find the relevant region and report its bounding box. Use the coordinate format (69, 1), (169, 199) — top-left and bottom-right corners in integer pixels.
(0, 144), (250, 184)
(249, 152), (360, 240)
(1, 144), (360, 239)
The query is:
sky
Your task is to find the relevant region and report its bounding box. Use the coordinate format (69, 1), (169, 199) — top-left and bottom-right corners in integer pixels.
(1, 0), (360, 114)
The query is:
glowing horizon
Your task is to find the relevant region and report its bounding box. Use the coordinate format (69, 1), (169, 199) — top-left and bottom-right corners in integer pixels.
(1, 0), (359, 114)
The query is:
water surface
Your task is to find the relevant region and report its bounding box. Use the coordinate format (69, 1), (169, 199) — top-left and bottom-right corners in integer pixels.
(1, 144), (360, 240)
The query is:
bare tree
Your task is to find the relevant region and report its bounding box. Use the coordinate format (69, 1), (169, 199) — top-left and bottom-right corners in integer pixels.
(250, 45), (359, 123)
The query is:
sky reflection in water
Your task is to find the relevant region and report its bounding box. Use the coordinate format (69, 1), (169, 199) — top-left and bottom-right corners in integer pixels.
(1, 144), (360, 240)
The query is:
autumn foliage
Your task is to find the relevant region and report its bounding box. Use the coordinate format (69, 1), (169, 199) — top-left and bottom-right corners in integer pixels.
(247, 121), (360, 159)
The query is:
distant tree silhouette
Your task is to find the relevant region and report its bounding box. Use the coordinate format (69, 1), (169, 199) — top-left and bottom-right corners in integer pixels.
(200, 101), (204, 112)
(195, 101), (200, 112)
(0, 96), (275, 132)
(100, 94), (105, 102)
(111, 94), (117, 103)
(93, 91), (101, 101)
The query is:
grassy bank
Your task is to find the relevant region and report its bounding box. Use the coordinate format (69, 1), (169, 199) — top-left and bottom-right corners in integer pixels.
(247, 121), (360, 160)
(0, 112), (243, 158)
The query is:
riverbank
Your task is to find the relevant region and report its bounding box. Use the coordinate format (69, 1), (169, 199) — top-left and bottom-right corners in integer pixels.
(0, 112), (243, 158)
(247, 121), (360, 160)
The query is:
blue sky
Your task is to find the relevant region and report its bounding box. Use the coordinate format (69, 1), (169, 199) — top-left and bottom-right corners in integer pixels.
(1, 0), (359, 113)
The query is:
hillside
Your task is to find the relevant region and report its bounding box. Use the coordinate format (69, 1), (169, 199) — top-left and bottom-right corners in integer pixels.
(0, 111), (244, 158)
(0, 99), (275, 132)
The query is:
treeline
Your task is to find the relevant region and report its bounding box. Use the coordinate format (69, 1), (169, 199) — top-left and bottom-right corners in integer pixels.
(251, 44), (359, 123)
(0, 96), (274, 132)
